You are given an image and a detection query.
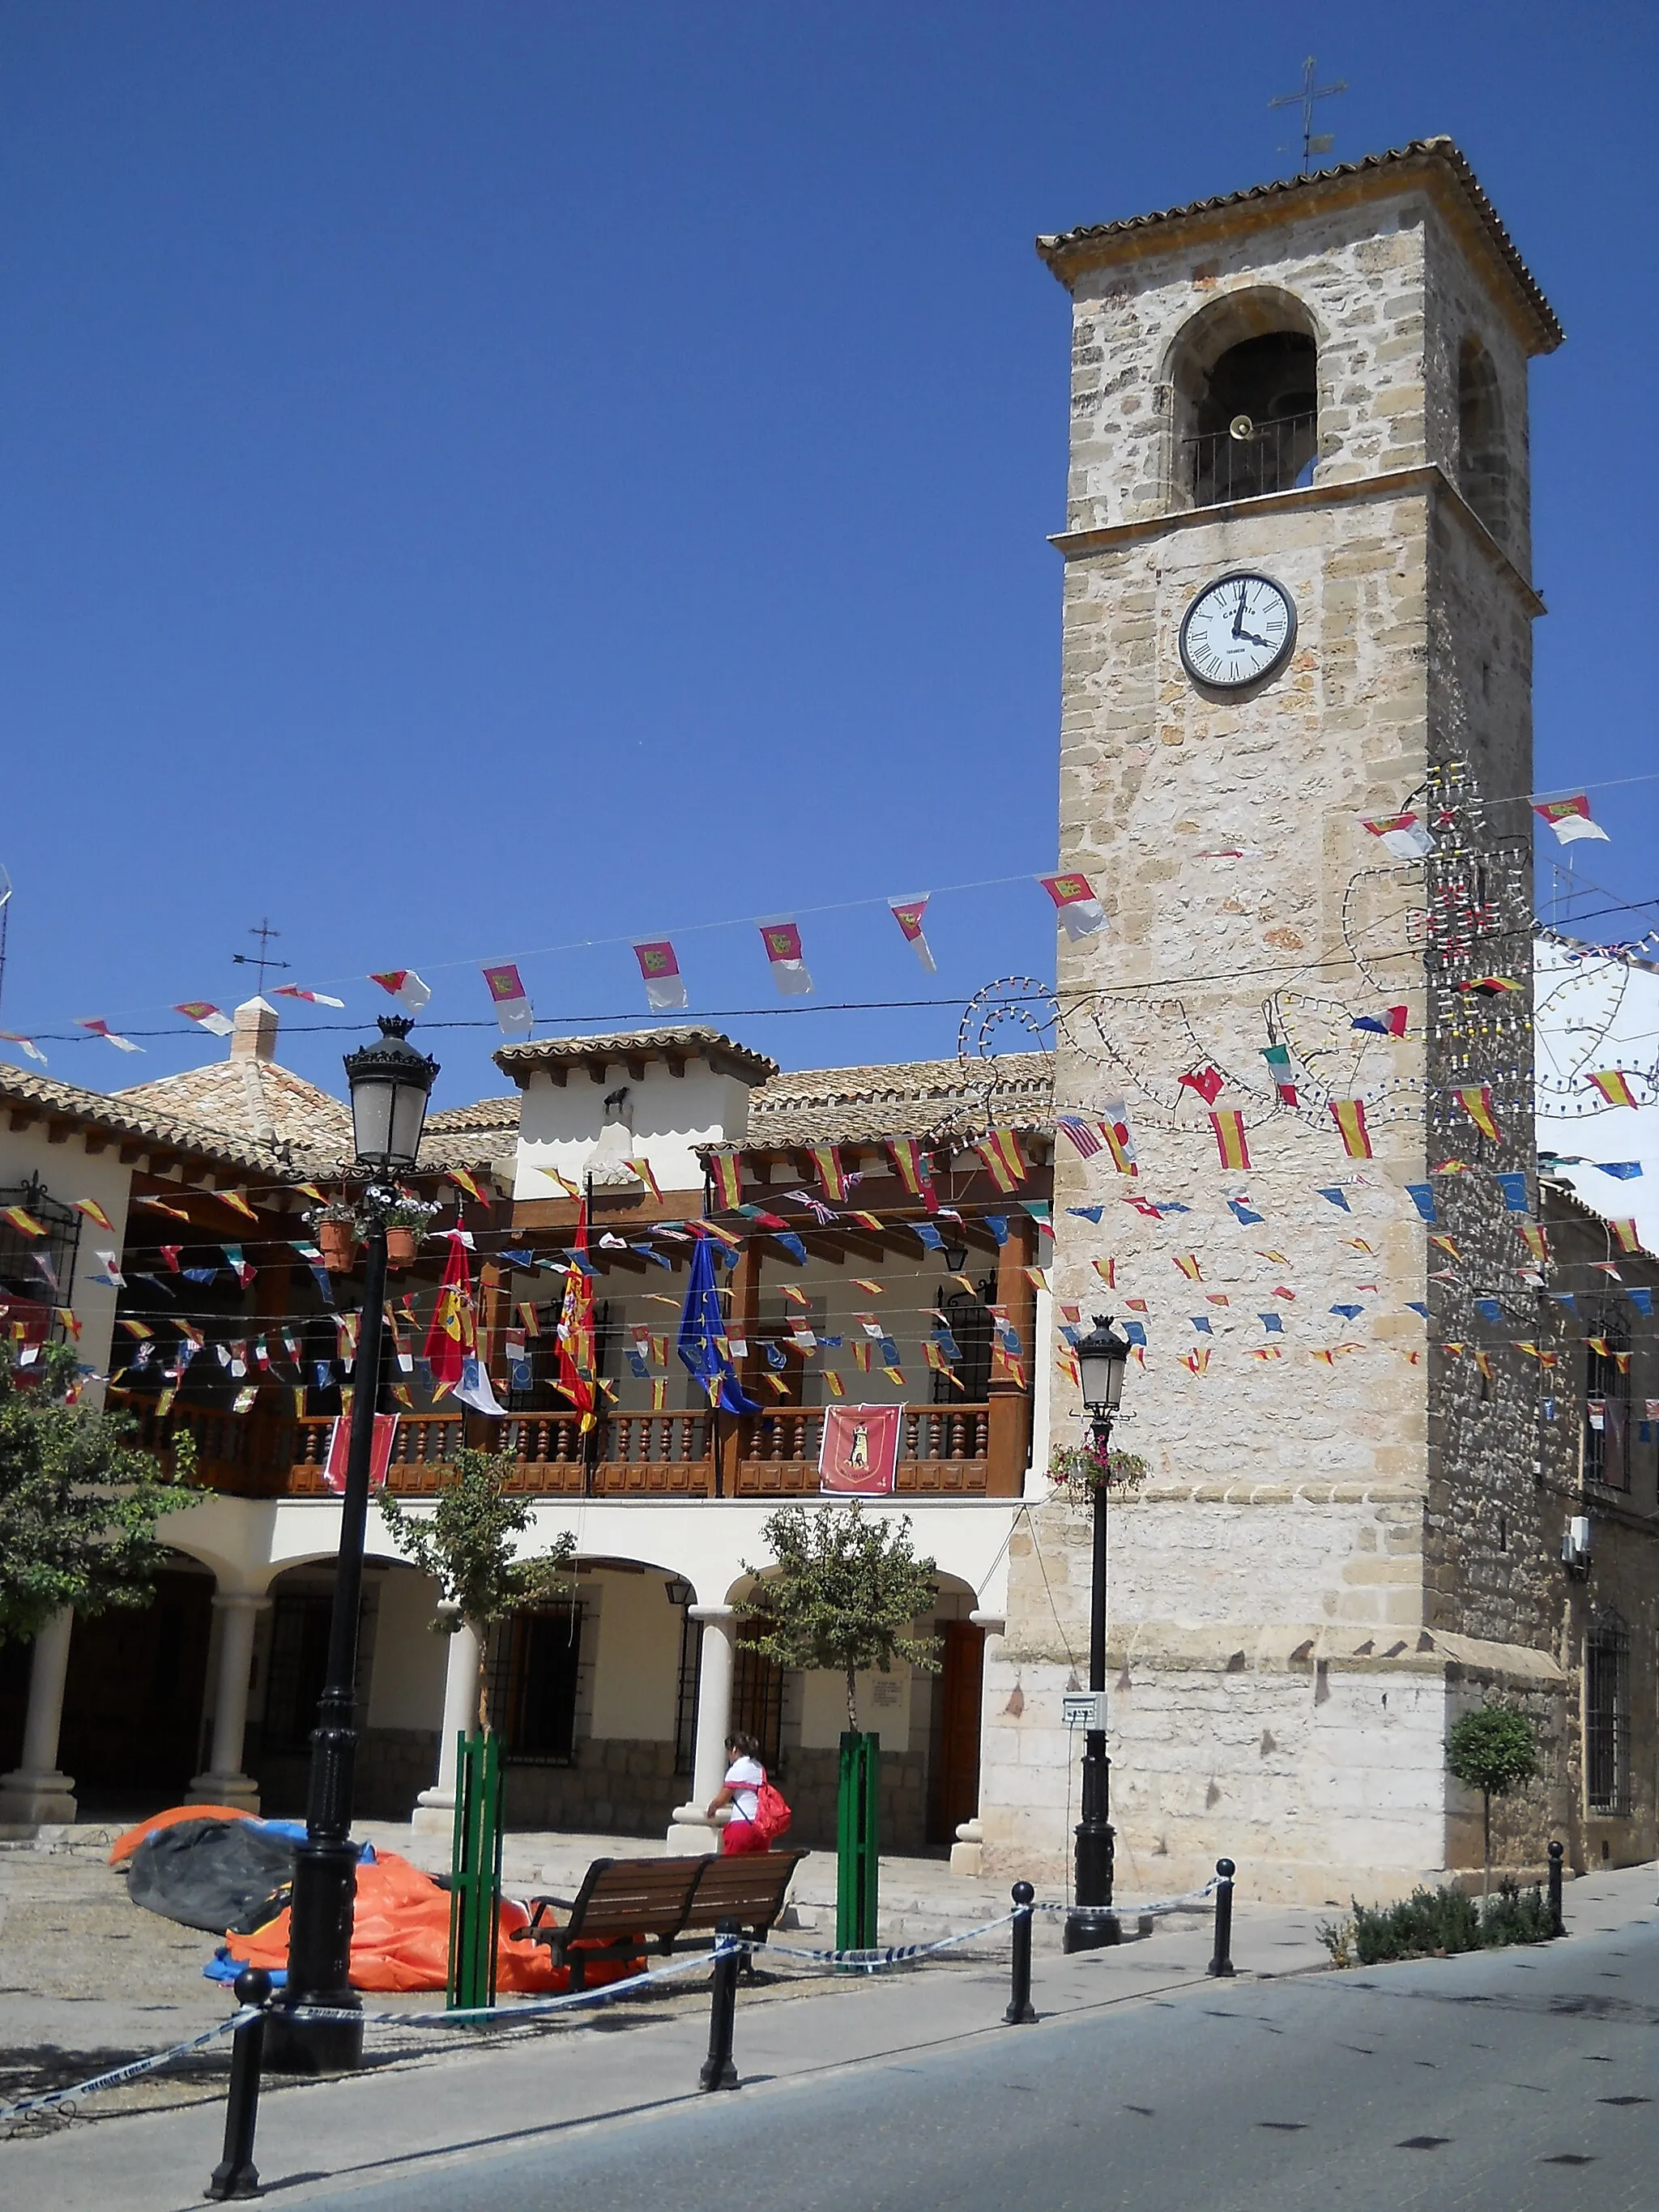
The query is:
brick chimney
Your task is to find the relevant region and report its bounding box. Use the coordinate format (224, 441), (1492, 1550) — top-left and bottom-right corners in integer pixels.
(230, 995), (279, 1063)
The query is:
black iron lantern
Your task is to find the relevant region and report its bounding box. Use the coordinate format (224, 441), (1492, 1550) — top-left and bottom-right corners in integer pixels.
(344, 1018), (439, 1172)
(1075, 1314), (1130, 1423)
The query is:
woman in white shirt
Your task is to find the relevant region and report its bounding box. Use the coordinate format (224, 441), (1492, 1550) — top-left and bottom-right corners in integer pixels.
(706, 1730), (768, 1855)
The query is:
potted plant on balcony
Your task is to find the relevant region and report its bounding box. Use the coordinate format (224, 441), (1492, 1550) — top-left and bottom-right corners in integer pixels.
(314, 1200), (362, 1274)
(383, 1196), (437, 1270)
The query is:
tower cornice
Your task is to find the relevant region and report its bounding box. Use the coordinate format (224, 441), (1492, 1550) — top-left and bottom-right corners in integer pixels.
(1038, 139), (1562, 360)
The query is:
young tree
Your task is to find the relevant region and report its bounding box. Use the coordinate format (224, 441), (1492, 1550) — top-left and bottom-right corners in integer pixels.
(0, 1342), (197, 1646)
(1447, 1705), (1538, 1903)
(740, 1498), (942, 1729)
(376, 1447), (575, 1731)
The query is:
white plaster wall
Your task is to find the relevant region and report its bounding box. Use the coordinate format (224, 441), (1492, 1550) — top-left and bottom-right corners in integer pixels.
(513, 1061), (755, 1199)
(0, 1119), (134, 1398)
(161, 1491), (1019, 1636)
(365, 1567), (449, 1729)
(588, 1569), (680, 1741)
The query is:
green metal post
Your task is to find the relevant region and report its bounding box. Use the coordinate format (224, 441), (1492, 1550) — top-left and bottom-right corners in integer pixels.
(447, 1731), (502, 2012)
(837, 1730), (881, 1952)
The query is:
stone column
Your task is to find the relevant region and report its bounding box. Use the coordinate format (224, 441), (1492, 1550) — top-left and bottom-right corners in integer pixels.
(667, 1605), (736, 1853)
(411, 1619), (484, 1835)
(188, 1593), (269, 1811)
(949, 1610), (1006, 1877)
(0, 1608), (79, 1826)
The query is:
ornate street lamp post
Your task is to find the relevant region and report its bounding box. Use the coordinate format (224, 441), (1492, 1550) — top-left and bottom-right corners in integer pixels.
(266, 1018), (438, 2071)
(1064, 1315), (1131, 1954)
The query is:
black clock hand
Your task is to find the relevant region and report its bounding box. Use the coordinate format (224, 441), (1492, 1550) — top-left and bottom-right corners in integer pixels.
(1232, 582), (1248, 638)
(1239, 629), (1273, 649)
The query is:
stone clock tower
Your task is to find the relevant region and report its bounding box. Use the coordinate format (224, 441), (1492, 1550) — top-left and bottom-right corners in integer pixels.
(979, 144), (1570, 1901)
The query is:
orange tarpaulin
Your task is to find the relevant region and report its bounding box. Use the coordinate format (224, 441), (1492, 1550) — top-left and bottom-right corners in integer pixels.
(225, 1850), (642, 1996)
(109, 1805), (254, 1864)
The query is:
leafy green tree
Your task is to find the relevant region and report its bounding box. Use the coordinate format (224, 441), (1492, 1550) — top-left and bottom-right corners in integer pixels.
(740, 1499), (942, 1730)
(1447, 1705), (1538, 1903)
(0, 1342), (197, 1646)
(376, 1447), (575, 1730)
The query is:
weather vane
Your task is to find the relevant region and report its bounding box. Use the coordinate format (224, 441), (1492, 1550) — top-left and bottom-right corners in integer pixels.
(1269, 56), (1347, 177)
(232, 917), (291, 996)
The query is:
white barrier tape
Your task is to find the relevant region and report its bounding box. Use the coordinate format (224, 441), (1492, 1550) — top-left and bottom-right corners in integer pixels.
(286, 1946), (718, 2031)
(0, 2008), (256, 2127)
(748, 1910), (1021, 1972)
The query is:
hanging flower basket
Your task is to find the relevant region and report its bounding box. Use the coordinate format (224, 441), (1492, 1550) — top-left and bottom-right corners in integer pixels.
(318, 1217), (361, 1273)
(1048, 1439), (1148, 1500)
(385, 1225), (420, 1268)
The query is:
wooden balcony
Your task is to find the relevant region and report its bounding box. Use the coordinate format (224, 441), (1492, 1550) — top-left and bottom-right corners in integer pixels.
(128, 1396), (1021, 1500)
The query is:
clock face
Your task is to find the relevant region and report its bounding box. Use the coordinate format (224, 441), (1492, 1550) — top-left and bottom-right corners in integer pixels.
(1178, 572), (1297, 689)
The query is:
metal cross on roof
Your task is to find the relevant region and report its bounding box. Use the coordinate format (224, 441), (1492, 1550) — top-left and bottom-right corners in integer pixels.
(232, 916), (291, 996)
(1269, 55), (1348, 177)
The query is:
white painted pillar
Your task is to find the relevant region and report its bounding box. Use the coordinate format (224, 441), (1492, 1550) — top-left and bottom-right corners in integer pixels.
(187, 1593), (269, 1811)
(667, 1604), (736, 1853)
(949, 1609), (1006, 1878)
(411, 1619), (484, 1835)
(0, 1608), (79, 1826)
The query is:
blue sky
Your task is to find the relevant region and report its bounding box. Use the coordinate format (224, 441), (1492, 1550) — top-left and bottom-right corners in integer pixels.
(0, 2), (1652, 1112)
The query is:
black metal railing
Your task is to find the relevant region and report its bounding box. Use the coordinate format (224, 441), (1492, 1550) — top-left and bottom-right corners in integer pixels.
(1183, 412), (1316, 507)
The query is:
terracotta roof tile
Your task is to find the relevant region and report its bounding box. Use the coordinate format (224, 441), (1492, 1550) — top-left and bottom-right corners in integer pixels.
(744, 1053), (1053, 1149)
(0, 1063), (288, 1175)
(118, 1061), (352, 1153)
(496, 1027), (778, 1086)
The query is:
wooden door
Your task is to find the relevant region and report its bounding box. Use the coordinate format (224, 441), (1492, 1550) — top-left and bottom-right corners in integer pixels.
(929, 1621), (985, 1845)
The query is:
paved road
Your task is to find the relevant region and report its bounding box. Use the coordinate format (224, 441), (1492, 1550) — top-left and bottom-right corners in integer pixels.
(295, 1908), (1657, 2212)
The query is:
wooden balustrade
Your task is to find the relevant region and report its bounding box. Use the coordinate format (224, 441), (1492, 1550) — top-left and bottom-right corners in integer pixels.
(130, 1396), (1009, 1501)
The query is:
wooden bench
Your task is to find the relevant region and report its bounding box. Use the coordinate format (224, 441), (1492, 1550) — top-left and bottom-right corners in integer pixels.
(511, 1850), (806, 1991)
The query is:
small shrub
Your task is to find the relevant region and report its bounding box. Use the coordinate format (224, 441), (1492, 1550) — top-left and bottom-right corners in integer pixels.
(1320, 1879), (1557, 1967)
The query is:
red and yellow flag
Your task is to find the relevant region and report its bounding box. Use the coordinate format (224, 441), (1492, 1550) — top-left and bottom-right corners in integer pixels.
(447, 1167), (488, 1204)
(1172, 1254), (1203, 1282)
(554, 1204), (597, 1429)
(1516, 1222), (1549, 1266)
(887, 1136), (939, 1212)
(1328, 1098), (1372, 1159)
(1610, 1218), (1641, 1255)
(1588, 1069), (1638, 1108)
(973, 1128), (1026, 1191)
(1, 1206), (45, 1238)
(810, 1144), (847, 1204)
(708, 1149), (743, 1211)
(1093, 1258), (1115, 1288)
(628, 1156), (663, 1203)
(70, 1198), (115, 1230)
(1183, 1346), (1212, 1376)
(422, 1232), (476, 1391)
(1454, 1085), (1501, 1141)
(217, 1190), (259, 1222)
(1209, 1109), (1250, 1172)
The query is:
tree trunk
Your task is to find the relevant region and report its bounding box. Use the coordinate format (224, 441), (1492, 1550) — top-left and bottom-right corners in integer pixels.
(1482, 1790), (1491, 1909)
(845, 1664), (859, 1733)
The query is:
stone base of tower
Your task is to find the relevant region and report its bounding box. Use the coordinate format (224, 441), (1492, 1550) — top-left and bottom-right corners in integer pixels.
(978, 1627), (1570, 1907)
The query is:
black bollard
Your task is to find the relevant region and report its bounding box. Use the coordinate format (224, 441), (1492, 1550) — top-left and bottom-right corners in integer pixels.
(1547, 1839), (1565, 1938)
(206, 1967), (273, 2201)
(699, 1920), (741, 2092)
(1004, 1882), (1037, 2025)
(1206, 1859), (1237, 1980)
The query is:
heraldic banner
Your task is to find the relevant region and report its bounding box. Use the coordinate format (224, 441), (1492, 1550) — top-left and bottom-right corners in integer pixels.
(818, 1403), (902, 1496)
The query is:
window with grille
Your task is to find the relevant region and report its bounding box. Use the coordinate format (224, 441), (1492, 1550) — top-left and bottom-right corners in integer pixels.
(1585, 1311), (1631, 1491)
(0, 1179), (83, 1342)
(933, 1286), (995, 1403)
(672, 1619), (784, 1775)
(488, 1604), (584, 1764)
(262, 1596), (334, 1754)
(1585, 1613), (1630, 1815)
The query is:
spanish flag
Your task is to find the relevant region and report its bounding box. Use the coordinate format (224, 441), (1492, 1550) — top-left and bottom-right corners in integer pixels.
(1328, 1098), (1372, 1159)
(1516, 1222), (1549, 1266)
(70, 1198), (115, 1231)
(1589, 1069), (1638, 1108)
(974, 1129), (1026, 1191)
(1183, 1346), (1212, 1376)
(1173, 1254), (1203, 1282)
(1610, 1218), (1641, 1255)
(810, 1145), (847, 1204)
(1209, 1110), (1250, 1172)
(628, 1157), (663, 1204)
(1454, 1086), (1501, 1141)
(708, 1150), (743, 1211)
(887, 1136), (939, 1211)
(1093, 1258), (1116, 1288)
(824, 1370), (845, 1398)
(1, 1206), (45, 1238)
(217, 1190), (259, 1222)
(447, 1167), (488, 1204)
